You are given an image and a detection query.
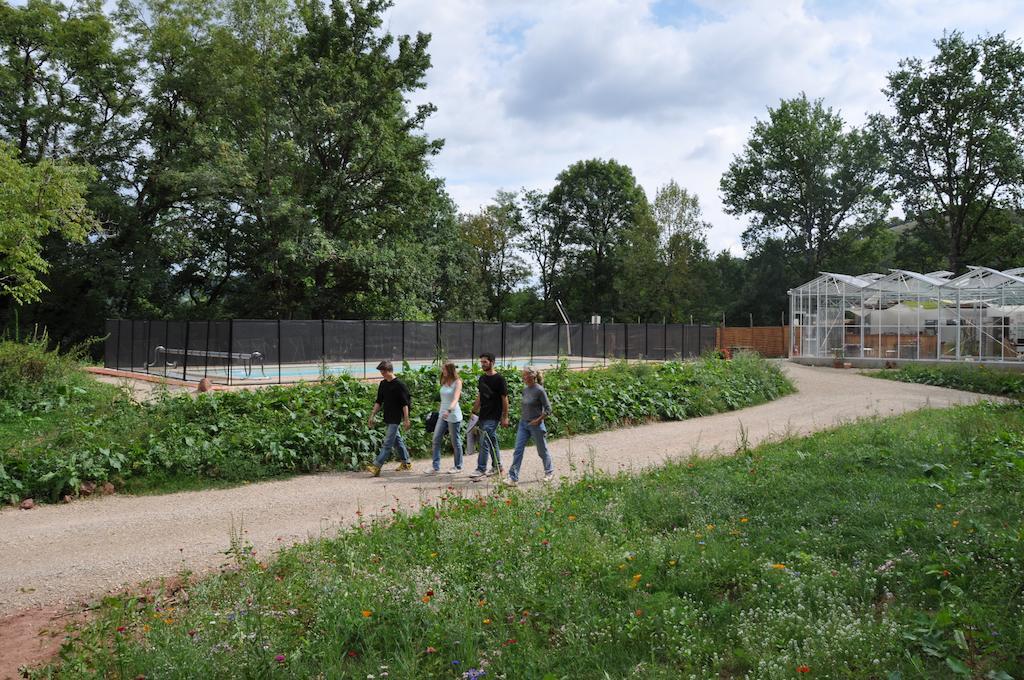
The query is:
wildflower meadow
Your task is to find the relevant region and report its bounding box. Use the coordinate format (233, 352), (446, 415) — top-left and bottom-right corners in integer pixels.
(40, 401), (1024, 678)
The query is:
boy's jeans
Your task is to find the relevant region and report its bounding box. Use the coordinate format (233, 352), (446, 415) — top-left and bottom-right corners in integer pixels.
(508, 420), (553, 482)
(374, 423), (411, 467)
(475, 418), (502, 472)
(431, 417), (464, 470)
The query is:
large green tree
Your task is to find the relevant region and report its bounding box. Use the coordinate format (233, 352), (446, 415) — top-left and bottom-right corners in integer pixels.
(0, 141), (97, 304)
(546, 158), (649, 320)
(875, 32), (1024, 273)
(2, 0), (463, 344)
(458, 191), (528, 320)
(721, 94), (889, 281)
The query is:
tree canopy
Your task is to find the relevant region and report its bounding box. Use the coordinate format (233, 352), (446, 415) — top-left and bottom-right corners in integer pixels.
(0, 141), (97, 303)
(721, 94), (889, 281)
(875, 31), (1024, 273)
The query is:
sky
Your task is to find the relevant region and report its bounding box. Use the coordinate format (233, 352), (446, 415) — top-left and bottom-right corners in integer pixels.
(380, 0), (1024, 255)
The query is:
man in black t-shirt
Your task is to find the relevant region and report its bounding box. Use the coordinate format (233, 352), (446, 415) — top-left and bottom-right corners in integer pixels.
(366, 360), (412, 477)
(469, 352), (509, 478)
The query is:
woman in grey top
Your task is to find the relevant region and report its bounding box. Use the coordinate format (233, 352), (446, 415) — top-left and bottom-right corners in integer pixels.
(506, 365), (554, 486)
(429, 361), (464, 473)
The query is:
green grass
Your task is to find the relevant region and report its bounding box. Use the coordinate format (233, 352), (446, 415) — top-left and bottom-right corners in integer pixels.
(873, 363), (1024, 401)
(1, 345), (793, 505)
(40, 403), (1024, 679)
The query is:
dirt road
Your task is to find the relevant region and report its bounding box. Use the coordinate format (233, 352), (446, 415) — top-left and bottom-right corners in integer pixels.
(0, 363), (992, 620)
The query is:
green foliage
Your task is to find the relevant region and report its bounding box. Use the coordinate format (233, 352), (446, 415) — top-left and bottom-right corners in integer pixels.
(40, 403), (1024, 678)
(0, 335), (100, 414)
(458, 191), (529, 320)
(875, 32), (1024, 273)
(0, 141), (98, 303)
(721, 93), (889, 281)
(874, 363), (1024, 401)
(0, 340), (792, 504)
(546, 158), (651, 320)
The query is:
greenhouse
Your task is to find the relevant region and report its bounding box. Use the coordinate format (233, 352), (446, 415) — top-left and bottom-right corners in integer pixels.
(788, 266), (1024, 364)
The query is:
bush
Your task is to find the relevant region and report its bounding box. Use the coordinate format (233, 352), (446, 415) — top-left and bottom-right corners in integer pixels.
(0, 335), (99, 415)
(1, 347), (794, 504)
(874, 363), (1024, 400)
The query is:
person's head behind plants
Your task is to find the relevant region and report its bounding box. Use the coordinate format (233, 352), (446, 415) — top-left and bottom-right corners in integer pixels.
(440, 361), (459, 385)
(376, 360), (394, 378)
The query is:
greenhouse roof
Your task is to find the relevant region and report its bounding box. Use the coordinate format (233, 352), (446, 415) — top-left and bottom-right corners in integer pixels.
(791, 266), (1024, 295)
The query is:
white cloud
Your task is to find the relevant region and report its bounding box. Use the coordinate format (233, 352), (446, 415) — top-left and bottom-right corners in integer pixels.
(385, 0), (1024, 253)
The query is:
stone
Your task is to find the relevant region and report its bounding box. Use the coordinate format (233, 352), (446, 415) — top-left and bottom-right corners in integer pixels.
(197, 377), (213, 393)
(101, 482), (115, 495)
(63, 495), (73, 504)
(19, 498), (35, 510)
(80, 481), (97, 496)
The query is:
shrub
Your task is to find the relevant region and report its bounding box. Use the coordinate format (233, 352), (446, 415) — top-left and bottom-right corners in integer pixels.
(874, 363), (1024, 400)
(2, 347), (794, 504)
(0, 335), (99, 415)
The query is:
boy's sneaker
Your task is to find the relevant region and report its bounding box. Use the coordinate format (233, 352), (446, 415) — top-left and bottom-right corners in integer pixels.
(504, 477), (518, 487)
(425, 468), (439, 475)
(544, 472), (555, 482)
(396, 462), (413, 472)
(366, 464), (381, 478)
(469, 469), (486, 479)
(484, 468), (498, 477)
(447, 467), (463, 474)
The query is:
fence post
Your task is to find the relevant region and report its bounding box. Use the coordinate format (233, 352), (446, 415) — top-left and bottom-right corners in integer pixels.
(362, 320), (367, 380)
(471, 321), (475, 360)
(204, 319), (211, 378)
(501, 322), (506, 366)
(436, 319), (444, 364)
(163, 320), (170, 379)
(401, 320), (406, 366)
(625, 325), (629, 364)
(227, 319), (234, 386)
(664, 321), (668, 362)
(129, 319), (135, 372)
(603, 323), (607, 367)
(530, 322), (535, 363)
(321, 319), (326, 366)
(182, 321), (190, 381)
(144, 320), (152, 374)
(277, 319), (282, 384)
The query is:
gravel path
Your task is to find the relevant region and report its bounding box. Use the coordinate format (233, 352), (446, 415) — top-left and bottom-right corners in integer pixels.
(0, 363), (992, 618)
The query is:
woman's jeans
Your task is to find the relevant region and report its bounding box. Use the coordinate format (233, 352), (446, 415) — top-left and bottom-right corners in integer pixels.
(508, 420), (553, 482)
(374, 423), (411, 467)
(431, 417), (464, 470)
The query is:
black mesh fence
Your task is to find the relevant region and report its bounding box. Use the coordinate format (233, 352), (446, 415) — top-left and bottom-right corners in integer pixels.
(104, 320), (718, 383)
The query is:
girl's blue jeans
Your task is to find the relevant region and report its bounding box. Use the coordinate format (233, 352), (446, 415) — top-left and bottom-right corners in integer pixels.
(431, 417), (464, 470)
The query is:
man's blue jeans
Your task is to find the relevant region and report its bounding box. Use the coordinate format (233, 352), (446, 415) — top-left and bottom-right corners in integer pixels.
(431, 417), (464, 470)
(475, 419), (502, 472)
(508, 419), (553, 482)
(374, 423), (411, 467)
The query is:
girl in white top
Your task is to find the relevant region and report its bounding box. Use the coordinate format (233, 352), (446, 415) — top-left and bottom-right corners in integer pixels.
(429, 361), (465, 473)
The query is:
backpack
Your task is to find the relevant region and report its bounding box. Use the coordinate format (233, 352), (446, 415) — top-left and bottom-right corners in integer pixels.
(423, 410), (439, 434)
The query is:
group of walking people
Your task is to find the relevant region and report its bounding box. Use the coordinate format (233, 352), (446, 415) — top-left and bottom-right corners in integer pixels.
(365, 353), (554, 487)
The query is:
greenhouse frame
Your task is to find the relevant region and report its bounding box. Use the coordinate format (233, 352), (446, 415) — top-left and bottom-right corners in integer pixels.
(788, 266), (1024, 364)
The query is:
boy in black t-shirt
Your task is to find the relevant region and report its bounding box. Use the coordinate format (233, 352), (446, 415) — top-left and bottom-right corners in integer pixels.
(366, 360), (413, 477)
(469, 352), (509, 479)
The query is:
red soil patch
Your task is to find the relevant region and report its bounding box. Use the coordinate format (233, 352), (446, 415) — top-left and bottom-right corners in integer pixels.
(0, 605), (89, 679)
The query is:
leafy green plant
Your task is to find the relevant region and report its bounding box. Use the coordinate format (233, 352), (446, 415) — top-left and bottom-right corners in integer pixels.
(2, 339), (793, 504)
(873, 363), (1024, 401)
